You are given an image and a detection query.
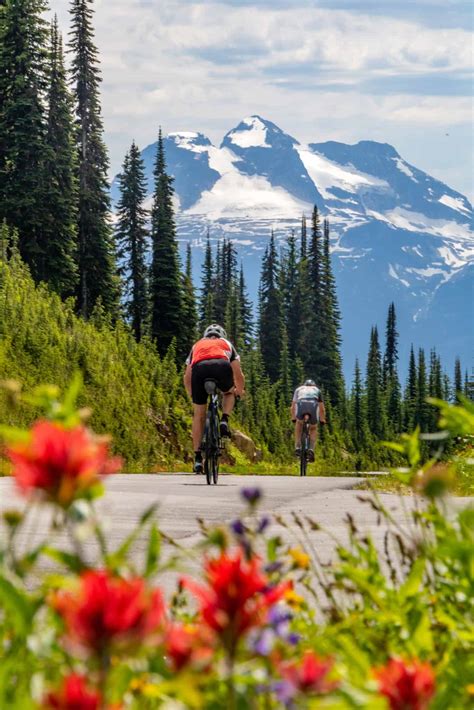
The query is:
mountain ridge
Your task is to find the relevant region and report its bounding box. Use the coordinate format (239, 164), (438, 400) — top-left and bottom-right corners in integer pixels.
(111, 115), (473, 377)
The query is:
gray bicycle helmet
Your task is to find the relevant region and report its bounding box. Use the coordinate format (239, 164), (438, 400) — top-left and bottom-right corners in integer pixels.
(204, 324), (227, 339)
(304, 378), (316, 386)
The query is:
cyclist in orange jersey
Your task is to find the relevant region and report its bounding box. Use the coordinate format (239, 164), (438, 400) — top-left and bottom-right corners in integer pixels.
(184, 324), (245, 474)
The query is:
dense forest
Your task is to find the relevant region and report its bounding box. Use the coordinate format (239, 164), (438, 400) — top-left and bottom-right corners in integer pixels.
(0, 0), (471, 471)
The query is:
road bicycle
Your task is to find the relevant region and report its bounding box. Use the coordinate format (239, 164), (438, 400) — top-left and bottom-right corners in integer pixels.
(202, 379), (222, 485)
(299, 413), (311, 477)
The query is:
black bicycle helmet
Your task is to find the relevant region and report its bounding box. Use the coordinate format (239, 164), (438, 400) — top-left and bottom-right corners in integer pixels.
(304, 378), (316, 386)
(203, 324), (227, 339)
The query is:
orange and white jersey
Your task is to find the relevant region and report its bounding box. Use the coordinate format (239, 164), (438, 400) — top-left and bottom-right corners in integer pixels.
(186, 337), (240, 366)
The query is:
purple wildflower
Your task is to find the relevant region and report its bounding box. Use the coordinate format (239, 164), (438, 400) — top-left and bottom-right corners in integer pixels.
(241, 487), (262, 505)
(286, 632), (301, 646)
(250, 628), (275, 656)
(265, 561), (284, 574)
(257, 515), (270, 533)
(230, 519), (246, 536)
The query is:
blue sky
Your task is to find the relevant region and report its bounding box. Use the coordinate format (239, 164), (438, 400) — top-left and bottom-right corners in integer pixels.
(50, 0), (473, 200)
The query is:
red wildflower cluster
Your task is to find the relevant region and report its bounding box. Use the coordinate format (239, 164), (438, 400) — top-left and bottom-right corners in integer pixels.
(279, 650), (338, 696)
(53, 570), (165, 653)
(6, 421), (121, 506)
(43, 674), (101, 710)
(182, 549), (290, 655)
(375, 658), (436, 710)
(164, 622), (214, 672)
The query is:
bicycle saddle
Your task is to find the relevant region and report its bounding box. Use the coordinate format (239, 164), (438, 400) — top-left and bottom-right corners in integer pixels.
(204, 379), (218, 395)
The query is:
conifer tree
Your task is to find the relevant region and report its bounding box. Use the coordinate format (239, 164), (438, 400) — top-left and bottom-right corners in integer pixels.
(319, 219), (343, 406)
(351, 358), (366, 446)
(366, 326), (385, 438)
(278, 327), (292, 407)
(69, 0), (118, 317)
(404, 345), (418, 429)
(258, 233), (283, 382)
(213, 241), (226, 323)
(303, 205), (324, 378)
(443, 372), (451, 402)
(454, 357), (462, 402)
(428, 349), (443, 429)
(150, 128), (183, 355)
(281, 231), (300, 362)
(41, 18), (78, 296)
(300, 213), (307, 259)
(224, 279), (241, 348)
(115, 141), (149, 341)
(416, 348), (429, 430)
(238, 264), (253, 348)
(199, 230), (214, 328)
(0, 0), (49, 279)
(383, 303), (401, 432)
(464, 370), (473, 400)
(181, 243), (198, 354)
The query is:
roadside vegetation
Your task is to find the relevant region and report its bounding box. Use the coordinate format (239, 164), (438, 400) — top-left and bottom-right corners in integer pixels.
(0, 382), (472, 708)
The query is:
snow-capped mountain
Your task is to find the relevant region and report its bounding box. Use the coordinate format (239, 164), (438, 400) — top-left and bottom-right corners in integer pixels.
(111, 116), (473, 377)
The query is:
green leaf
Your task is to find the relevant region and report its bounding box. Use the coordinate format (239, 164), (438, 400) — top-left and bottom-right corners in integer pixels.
(43, 547), (85, 574)
(145, 524), (161, 577)
(0, 575), (33, 635)
(107, 502), (159, 569)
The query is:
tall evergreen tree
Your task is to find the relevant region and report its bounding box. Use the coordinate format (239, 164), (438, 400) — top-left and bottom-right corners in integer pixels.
(41, 18), (78, 295)
(149, 128), (183, 355)
(415, 348), (429, 430)
(404, 345), (418, 429)
(351, 358), (366, 446)
(281, 231), (300, 363)
(115, 141), (149, 341)
(258, 233), (283, 382)
(319, 218), (343, 406)
(366, 326), (385, 438)
(383, 303), (401, 432)
(181, 243), (198, 354)
(69, 0), (118, 317)
(454, 357), (462, 402)
(303, 205), (324, 378)
(238, 264), (253, 348)
(464, 370), (473, 400)
(300, 213), (307, 259)
(213, 241), (226, 323)
(199, 230), (214, 328)
(0, 0), (49, 279)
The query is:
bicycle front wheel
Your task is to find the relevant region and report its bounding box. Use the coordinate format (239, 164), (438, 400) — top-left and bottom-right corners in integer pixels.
(300, 427), (309, 477)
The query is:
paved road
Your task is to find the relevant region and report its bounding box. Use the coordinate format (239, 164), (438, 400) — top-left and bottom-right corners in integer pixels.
(0, 474), (468, 594)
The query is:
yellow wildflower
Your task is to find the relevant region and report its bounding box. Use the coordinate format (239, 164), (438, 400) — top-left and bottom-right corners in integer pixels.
(288, 547), (310, 570)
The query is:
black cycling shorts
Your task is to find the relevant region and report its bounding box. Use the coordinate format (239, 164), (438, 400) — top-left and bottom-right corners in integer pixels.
(296, 399), (319, 425)
(191, 359), (234, 405)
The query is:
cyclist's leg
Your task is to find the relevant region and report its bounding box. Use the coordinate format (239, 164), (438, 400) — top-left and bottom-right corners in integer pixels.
(215, 361), (234, 437)
(191, 363), (210, 472)
(192, 404), (207, 451)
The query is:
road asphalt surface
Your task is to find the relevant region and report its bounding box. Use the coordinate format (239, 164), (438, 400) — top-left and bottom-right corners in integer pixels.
(0, 473), (469, 594)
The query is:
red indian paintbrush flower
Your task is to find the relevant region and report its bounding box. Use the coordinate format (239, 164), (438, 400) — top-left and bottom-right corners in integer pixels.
(6, 420), (121, 506)
(53, 570), (165, 653)
(43, 674), (101, 710)
(279, 650), (338, 696)
(182, 549), (290, 656)
(374, 658), (436, 710)
(164, 622), (214, 672)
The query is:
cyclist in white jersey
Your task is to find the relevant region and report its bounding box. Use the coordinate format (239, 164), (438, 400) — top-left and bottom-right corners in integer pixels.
(291, 379), (326, 461)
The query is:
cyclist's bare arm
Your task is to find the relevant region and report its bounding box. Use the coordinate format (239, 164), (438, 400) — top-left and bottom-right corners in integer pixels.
(290, 402), (297, 421)
(183, 364), (192, 398)
(231, 360), (245, 397)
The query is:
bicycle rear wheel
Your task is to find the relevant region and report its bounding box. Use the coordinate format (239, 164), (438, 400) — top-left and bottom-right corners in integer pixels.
(300, 423), (309, 477)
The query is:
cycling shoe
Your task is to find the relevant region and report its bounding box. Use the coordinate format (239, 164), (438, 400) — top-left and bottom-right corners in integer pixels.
(220, 420), (231, 438)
